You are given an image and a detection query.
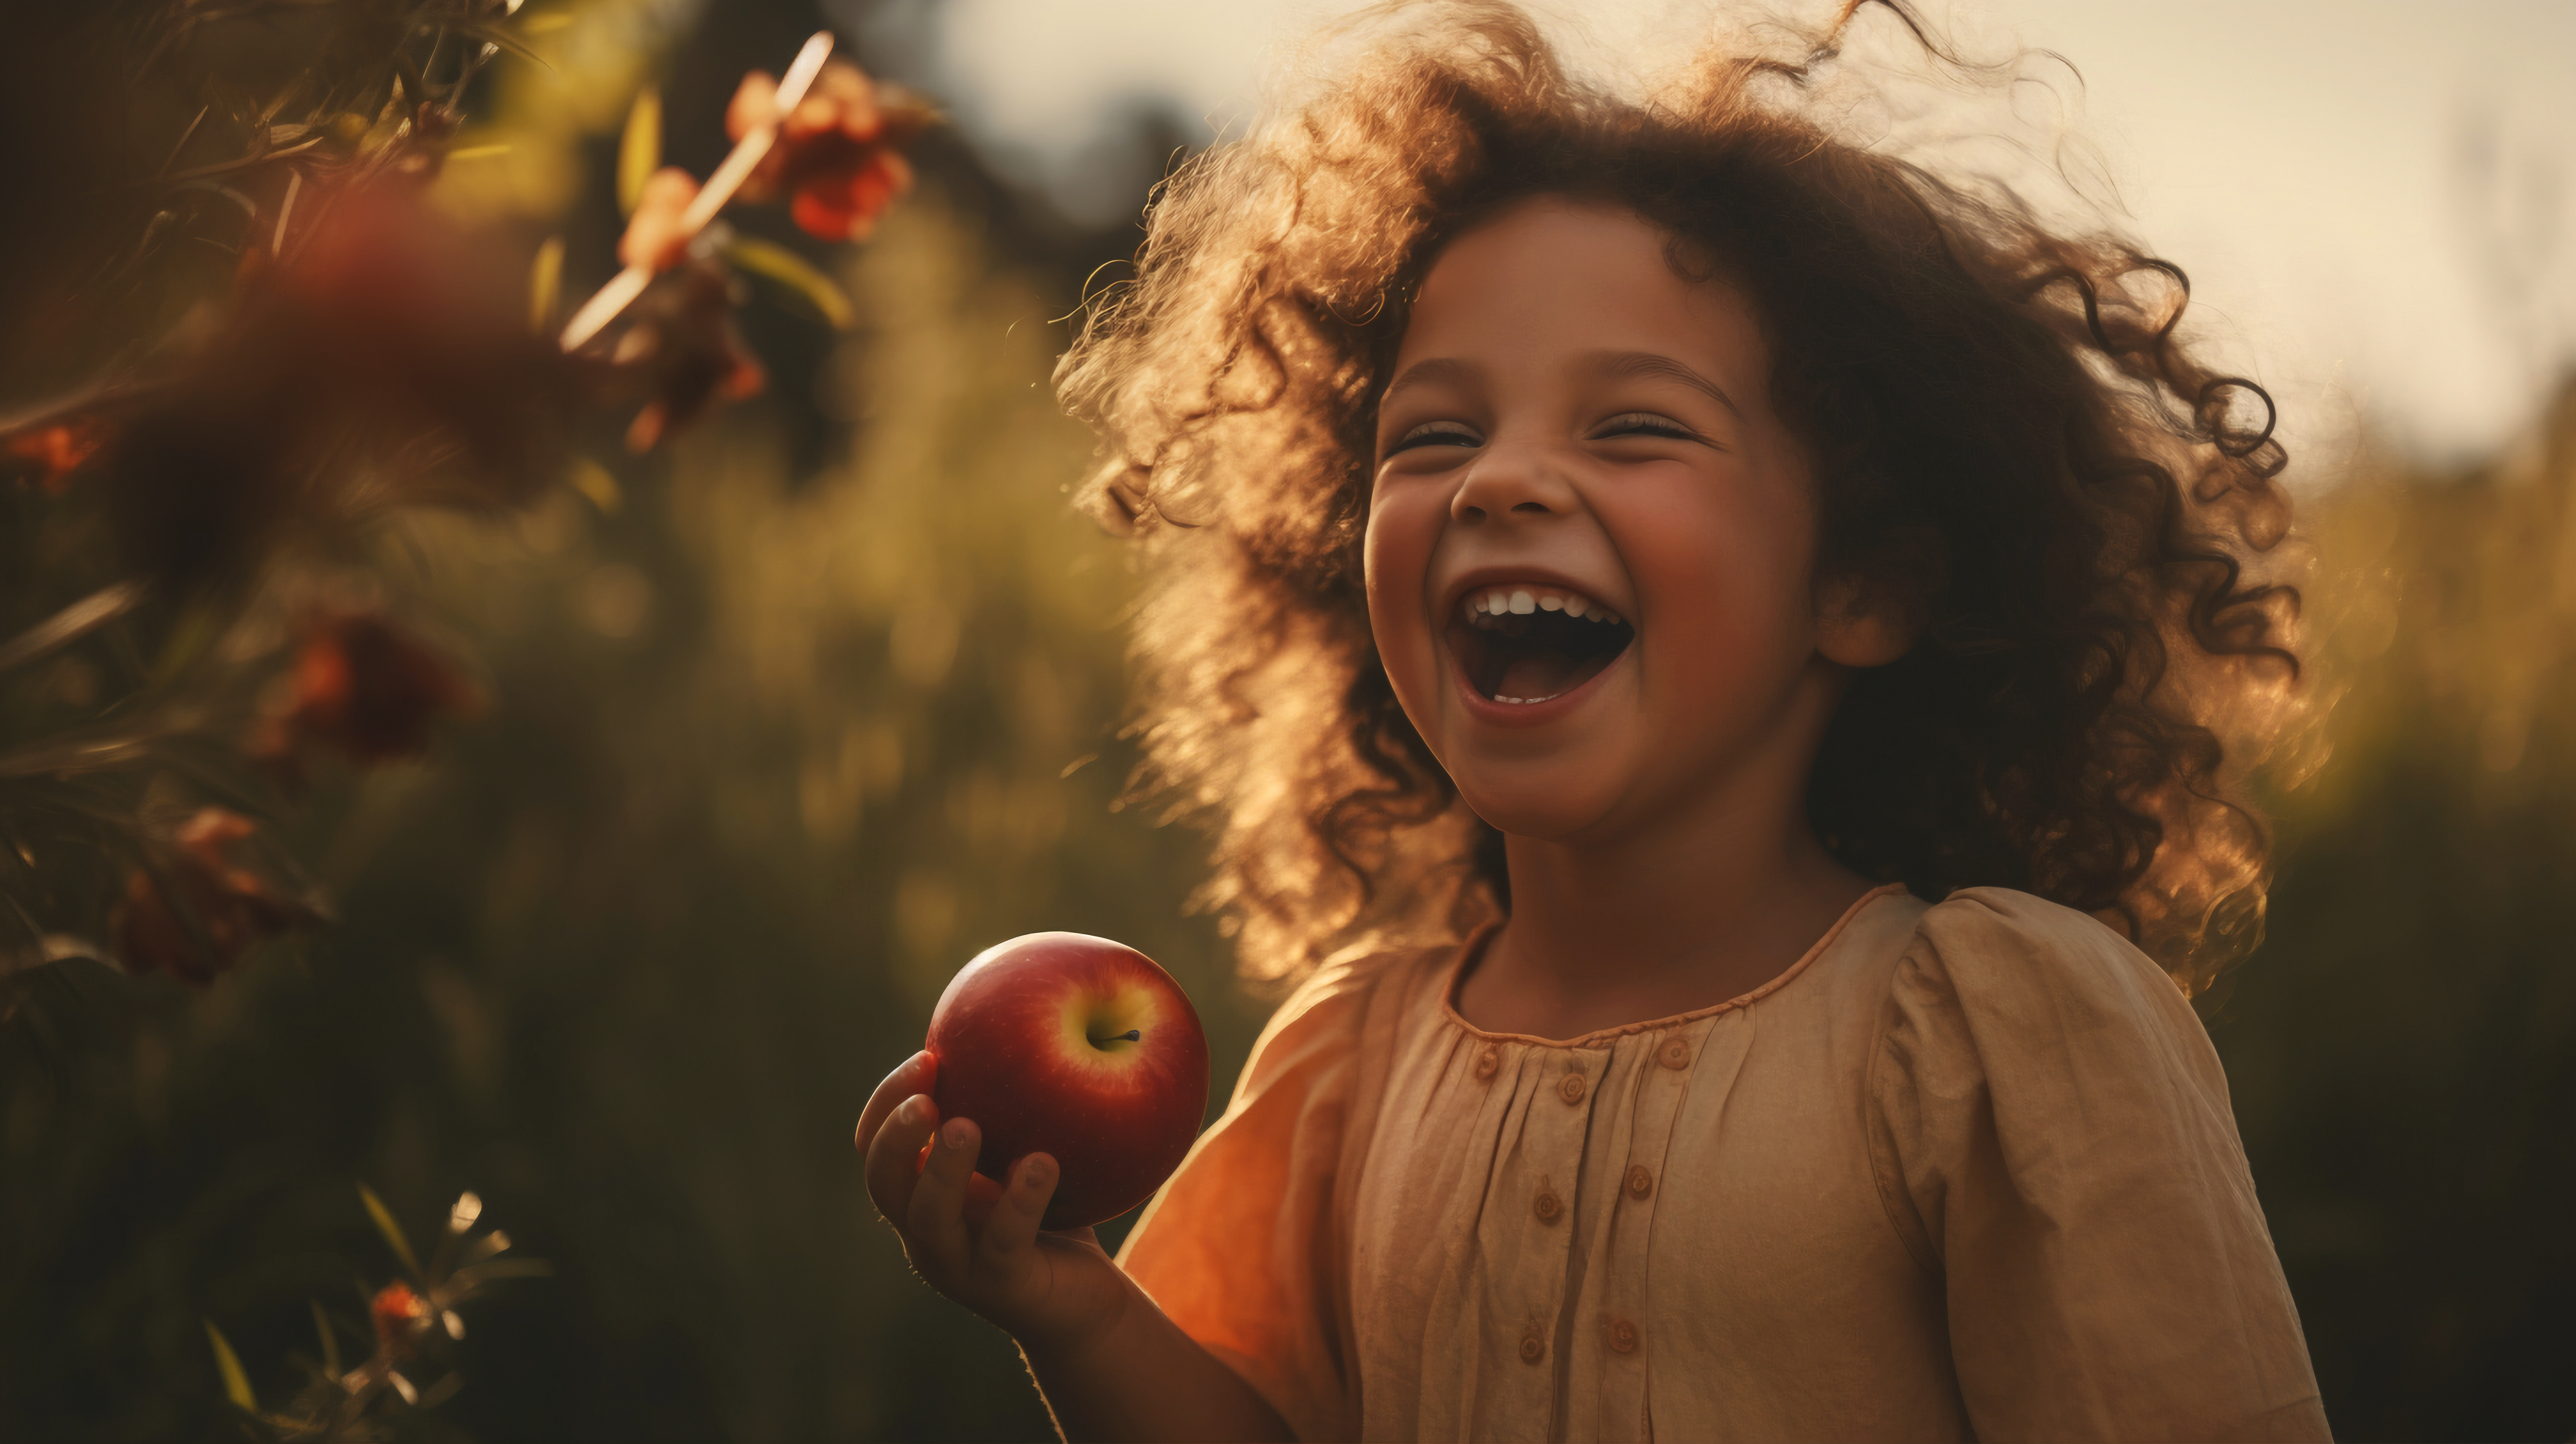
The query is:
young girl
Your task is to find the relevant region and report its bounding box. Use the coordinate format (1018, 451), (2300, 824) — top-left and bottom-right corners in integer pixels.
(859, 4), (2327, 1439)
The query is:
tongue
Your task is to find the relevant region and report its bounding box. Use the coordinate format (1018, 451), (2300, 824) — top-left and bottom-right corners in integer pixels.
(1496, 651), (1581, 701)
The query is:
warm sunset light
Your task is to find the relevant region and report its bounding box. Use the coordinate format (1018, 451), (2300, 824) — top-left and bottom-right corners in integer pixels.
(0, 2), (2565, 1440)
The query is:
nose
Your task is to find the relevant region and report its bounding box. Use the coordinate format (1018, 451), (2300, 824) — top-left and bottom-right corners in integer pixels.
(1449, 439), (1576, 526)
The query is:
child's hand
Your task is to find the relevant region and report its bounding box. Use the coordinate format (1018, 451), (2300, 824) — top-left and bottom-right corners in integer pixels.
(858, 1051), (1133, 1354)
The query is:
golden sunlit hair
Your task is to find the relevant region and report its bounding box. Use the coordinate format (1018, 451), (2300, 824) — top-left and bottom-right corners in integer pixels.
(1058, 0), (2300, 996)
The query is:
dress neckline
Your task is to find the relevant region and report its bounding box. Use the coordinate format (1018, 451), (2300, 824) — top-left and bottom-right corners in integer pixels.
(1437, 882), (1909, 1048)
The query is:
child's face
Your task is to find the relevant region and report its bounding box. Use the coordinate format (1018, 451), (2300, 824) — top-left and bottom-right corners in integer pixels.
(1366, 198), (1868, 845)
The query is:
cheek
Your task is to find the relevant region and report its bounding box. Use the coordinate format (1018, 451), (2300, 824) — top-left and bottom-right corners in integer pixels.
(1621, 479), (1819, 687)
(1363, 486), (1445, 687)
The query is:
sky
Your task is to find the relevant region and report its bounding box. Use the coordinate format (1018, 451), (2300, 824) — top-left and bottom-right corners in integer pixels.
(856, 0), (2576, 470)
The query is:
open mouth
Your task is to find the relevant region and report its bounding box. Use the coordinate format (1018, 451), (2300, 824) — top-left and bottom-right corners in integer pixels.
(1447, 584), (1635, 705)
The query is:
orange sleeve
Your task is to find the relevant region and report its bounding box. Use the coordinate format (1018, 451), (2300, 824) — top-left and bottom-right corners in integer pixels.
(1116, 949), (1405, 1443)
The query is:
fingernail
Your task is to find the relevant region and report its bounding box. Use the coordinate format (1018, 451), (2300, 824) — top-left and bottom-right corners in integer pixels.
(900, 1097), (928, 1124)
(942, 1119), (971, 1149)
(1023, 1157), (1054, 1187)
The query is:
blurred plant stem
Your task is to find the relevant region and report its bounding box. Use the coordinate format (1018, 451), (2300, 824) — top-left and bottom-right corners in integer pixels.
(205, 1185), (544, 1441)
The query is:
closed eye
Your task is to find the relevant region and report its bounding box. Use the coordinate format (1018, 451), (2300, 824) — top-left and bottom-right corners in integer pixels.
(1591, 412), (1704, 443)
(1389, 421), (1484, 453)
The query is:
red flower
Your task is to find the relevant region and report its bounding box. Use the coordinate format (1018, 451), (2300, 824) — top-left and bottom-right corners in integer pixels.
(251, 612), (482, 780)
(726, 60), (928, 243)
(4, 419), (104, 494)
(112, 808), (302, 986)
(104, 183), (579, 593)
(371, 1281), (430, 1359)
(618, 166), (704, 274)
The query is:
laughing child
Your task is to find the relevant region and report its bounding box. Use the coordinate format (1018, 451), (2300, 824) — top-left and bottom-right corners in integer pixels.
(857, 3), (2327, 1439)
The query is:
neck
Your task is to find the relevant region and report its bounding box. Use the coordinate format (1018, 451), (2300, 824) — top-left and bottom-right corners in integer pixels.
(1467, 671), (1877, 1038)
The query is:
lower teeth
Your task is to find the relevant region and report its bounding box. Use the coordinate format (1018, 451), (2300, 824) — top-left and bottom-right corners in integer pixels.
(1453, 611), (1633, 708)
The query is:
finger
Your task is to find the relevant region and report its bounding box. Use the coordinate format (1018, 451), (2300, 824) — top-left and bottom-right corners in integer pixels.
(855, 1051), (937, 1155)
(973, 1152), (1057, 1274)
(960, 1171), (1008, 1233)
(905, 1114), (981, 1276)
(863, 1094), (938, 1226)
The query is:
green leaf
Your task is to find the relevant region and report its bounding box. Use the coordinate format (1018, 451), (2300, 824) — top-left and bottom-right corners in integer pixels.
(203, 1320), (256, 1412)
(618, 85), (661, 216)
(528, 236), (564, 335)
(309, 1298), (341, 1380)
(568, 459), (622, 515)
(0, 730), (161, 781)
(358, 1183), (423, 1280)
(148, 602), (222, 689)
(0, 582), (144, 675)
(722, 236), (856, 330)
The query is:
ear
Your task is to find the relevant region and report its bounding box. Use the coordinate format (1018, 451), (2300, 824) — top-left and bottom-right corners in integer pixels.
(1815, 574), (1919, 668)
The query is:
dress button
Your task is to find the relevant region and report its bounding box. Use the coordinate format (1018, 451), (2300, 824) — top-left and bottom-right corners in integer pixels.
(1519, 1330), (1546, 1364)
(1606, 1317), (1639, 1354)
(1474, 1045), (1501, 1081)
(1557, 1071), (1587, 1105)
(1659, 1037), (1691, 1070)
(1625, 1164), (1654, 1200)
(1533, 1188), (1563, 1223)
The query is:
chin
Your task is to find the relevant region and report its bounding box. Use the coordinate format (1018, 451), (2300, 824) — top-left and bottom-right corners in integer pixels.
(1450, 760), (1626, 842)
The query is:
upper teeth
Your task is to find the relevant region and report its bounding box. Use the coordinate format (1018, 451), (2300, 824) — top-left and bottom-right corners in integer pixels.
(1460, 586), (1623, 626)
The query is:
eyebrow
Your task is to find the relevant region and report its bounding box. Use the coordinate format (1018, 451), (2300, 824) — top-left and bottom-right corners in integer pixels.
(1591, 350), (1743, 419)
(1380, 356), (1474, 406)
(1378, 351), (1743, 418)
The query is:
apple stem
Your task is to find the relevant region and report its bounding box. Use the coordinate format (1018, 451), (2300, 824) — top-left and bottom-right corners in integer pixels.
(1089, 1029), (1143, 1046)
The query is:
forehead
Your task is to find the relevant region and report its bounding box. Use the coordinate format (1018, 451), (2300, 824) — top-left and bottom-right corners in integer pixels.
(1397, 198), (1767, 380)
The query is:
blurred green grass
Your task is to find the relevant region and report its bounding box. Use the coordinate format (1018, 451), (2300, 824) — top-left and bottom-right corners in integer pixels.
(2213, 398), (2576, 1440)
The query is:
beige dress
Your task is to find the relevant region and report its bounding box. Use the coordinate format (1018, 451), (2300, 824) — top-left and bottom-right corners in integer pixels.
(1117, 885), (2331, 1443)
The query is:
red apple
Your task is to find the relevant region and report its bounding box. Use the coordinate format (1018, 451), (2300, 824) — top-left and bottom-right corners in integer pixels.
(925, 932), (1210, 1230)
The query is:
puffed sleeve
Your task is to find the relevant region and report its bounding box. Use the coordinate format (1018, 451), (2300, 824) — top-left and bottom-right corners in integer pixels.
(1116, 945), (1418, 1443)
(1867, 887), (2331, 1442)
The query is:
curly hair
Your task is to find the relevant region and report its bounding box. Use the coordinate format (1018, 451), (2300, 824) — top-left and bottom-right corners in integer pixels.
(1057, 0), (2300, 996)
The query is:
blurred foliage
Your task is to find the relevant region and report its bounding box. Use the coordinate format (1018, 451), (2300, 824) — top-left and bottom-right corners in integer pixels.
(0, 0), (562, 1020)
(0, 0), (1217, 1438)
(0, 171), (1258, 1444)
(2216, 388), (2576, 1441)
(202, 1184), (546, 1440)
(0, 1), (2567, 1442)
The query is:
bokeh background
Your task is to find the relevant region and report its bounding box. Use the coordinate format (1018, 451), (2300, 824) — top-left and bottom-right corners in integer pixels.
(3, 1), (2571, 1440)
